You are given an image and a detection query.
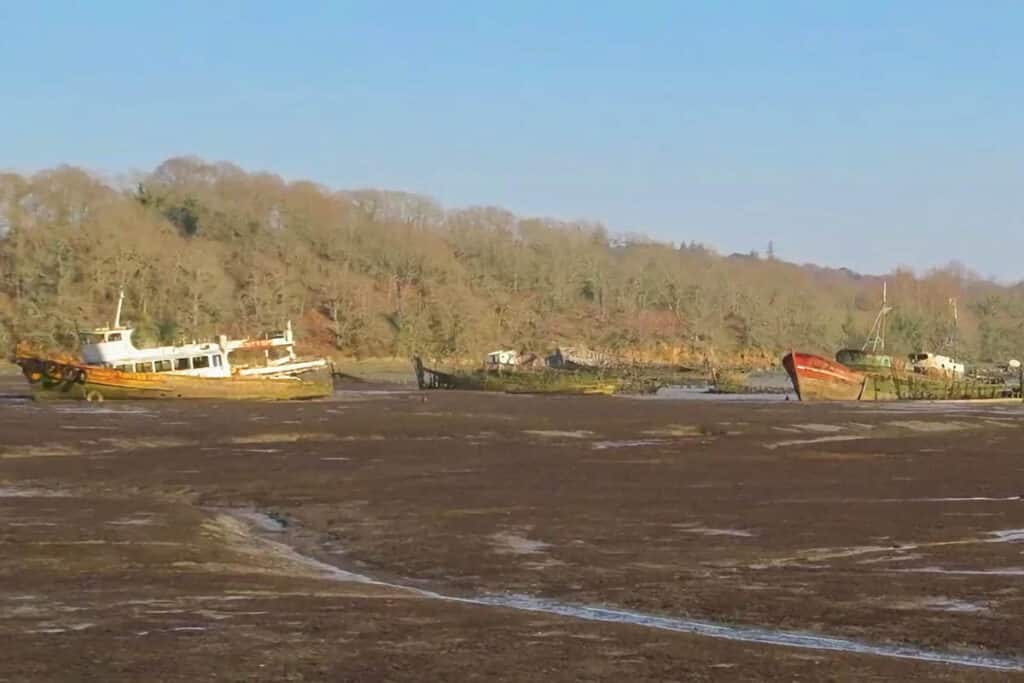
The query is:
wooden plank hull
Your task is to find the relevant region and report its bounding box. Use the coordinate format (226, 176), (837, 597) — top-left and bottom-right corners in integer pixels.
(16, 356), (332, 401)
(412, 357), (624, 394)
(783, 352), (1010, 402)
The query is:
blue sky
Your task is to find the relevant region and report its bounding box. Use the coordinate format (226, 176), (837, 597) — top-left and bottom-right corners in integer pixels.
(2, 2), (1021, 278)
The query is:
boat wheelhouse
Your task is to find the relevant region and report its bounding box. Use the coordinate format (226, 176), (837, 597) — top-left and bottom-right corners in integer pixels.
(909, 352), (964, 378)
(74, 291), (326, 379)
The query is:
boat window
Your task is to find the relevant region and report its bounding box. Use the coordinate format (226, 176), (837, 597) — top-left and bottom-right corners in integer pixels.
(212, 354), (222, 368)
(107, 333), (122, 342)
(79, 333), (102, 345)
(175, 358), (191, 370)
(115, 363), (132, 372)
(154, 360), (172, 372)
(135, 361), (154, 373)
(192, 355), (210, 369)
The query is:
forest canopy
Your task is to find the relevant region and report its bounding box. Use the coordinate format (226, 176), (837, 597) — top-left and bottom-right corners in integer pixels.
(2, 157), (1022, 366)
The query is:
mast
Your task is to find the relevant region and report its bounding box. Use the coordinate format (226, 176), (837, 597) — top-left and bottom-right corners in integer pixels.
(113, 289), (126, 328)
(949, 297), (958, 360)
(862, 282), (891, 354)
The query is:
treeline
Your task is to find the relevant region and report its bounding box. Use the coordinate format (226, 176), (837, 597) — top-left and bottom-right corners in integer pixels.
(1, 157), (1023, 365)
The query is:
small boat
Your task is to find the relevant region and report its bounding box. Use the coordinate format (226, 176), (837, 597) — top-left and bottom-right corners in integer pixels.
(14, 292), (332, 401)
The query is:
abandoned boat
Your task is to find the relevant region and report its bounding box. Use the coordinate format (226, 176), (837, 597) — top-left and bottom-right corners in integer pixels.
(15, 293), (331, 401)
(782, 351), (1008, 401)
(783, 286), (1011, 401)
(412, 356), (622, 395)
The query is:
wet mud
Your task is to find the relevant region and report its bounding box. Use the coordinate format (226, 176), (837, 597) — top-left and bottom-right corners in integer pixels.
(1, 376), (1023, 680)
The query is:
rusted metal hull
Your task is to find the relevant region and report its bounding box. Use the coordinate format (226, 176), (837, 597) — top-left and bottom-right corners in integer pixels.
(15, 356), (332, 401)
(783, 352), (866, 401)
(783, 352), (1011, 402)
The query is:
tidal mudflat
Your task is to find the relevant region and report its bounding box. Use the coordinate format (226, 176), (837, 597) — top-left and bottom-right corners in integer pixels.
(1, 379), (1022, 680)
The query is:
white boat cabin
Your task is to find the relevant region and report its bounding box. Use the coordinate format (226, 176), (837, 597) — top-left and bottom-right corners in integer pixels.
(80, 327), (232, 378)
(909, 353), (965, 378)
(76, 292), (327, 379)
(77, 321), (323, 379)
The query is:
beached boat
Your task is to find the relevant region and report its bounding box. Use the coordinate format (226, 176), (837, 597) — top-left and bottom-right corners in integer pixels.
(14, 293), (332, 401)
(782, 351), (868, 400)
(412, 356), (624, 395)
(783, 351), (1009, 401)
(784, 285), (1011, 401)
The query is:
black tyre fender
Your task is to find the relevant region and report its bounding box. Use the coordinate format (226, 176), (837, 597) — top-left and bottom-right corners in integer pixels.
(43, 362), (62, 380)
(75, 368), (88, 384)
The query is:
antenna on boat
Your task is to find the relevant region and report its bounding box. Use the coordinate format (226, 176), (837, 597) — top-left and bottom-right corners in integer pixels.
(113, 289), (125, 329)
(862, 281), (892, 353)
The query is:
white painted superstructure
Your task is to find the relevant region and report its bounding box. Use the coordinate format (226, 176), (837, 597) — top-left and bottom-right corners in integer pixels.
(909, 352), (965, 378)
(78, 292), (327, 379)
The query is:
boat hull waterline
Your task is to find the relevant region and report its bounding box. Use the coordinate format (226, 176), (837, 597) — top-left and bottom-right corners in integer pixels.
(783, 352), (1009, 402)
(16, 356), (332, 401)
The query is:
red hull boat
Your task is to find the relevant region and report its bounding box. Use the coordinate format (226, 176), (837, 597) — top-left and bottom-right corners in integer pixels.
(782, 351), (867, 401)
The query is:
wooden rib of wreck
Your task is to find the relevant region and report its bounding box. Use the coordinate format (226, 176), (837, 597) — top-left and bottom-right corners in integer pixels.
(546, 345), (613, 370)
(15, 292), (332, 401)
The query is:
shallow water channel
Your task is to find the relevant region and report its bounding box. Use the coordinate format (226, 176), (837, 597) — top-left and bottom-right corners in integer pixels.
(238, 511), (1024, 673)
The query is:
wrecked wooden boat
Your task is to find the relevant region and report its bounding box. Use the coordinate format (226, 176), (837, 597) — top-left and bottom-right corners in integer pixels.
(14, 293), (332, 401)
(413, 357), (622, 395)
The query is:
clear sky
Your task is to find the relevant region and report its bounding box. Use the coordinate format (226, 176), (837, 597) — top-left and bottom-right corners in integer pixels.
(2, 2), (1021, 279)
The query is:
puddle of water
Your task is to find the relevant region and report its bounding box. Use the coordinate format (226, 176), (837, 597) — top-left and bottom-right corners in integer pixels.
(765, 436), (865, 450)
(857, 553), (923, 565)
(635, 388), (789, 402)
(889, 420), (972, 433)
(0, 487), (70, 498)
(591, 440), (664, 450)
(523, 430), (595, 439)
(106, 514), (158, 527)
(925, 496), (1022, 503)
(894, 567), (1024, 577)
(674, 524), (754, 538)
(794, 424), (844, 433)
(490, 532), (550, 555)
(890, 598), (989, 614)
(770, 495), (1022, 505)
(230, 510), (287, 533)
(53, 406), (153, 415)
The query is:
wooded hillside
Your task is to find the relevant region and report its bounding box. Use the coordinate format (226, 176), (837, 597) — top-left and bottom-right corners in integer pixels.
(2, 158), (1022, 366)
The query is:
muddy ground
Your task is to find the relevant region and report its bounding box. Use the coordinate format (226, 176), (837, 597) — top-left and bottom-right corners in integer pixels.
(1, 376), (1023, 681)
